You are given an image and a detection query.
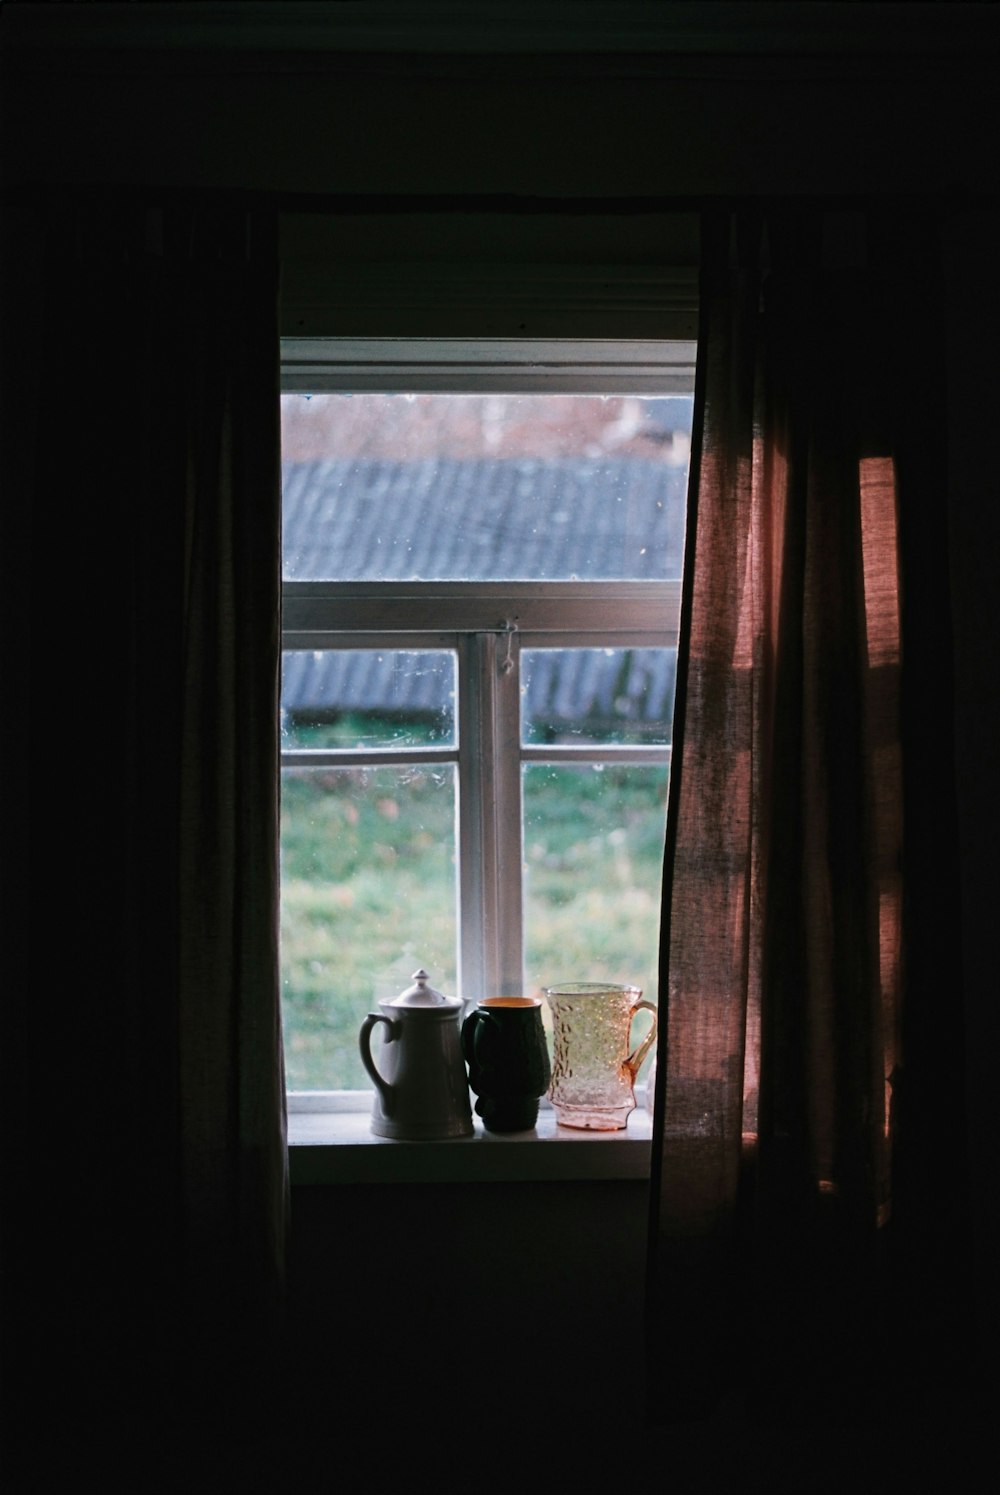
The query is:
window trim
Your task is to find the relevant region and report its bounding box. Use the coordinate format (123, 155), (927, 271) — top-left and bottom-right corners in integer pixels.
(281, 336), (696, 393)
(280, 337), (690, 1175)
(287, 1092), (654, 1185)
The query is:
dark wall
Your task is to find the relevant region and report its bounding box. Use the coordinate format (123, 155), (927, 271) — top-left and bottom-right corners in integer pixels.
(4, 36), (1000, 200)
(287, 1178), (650, 1420)
(941, 209), (1000, 1347)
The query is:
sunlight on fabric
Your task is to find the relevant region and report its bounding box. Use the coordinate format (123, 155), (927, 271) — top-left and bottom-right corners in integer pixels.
(859, 455), (903, 1149)
(859, 455), (900, 669)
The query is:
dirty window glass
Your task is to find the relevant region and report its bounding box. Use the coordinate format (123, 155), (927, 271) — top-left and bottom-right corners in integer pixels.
(281, 392), (691, 582)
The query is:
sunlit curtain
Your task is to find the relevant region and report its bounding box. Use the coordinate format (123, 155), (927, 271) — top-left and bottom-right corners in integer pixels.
(646, 207), (972, 1425)
(13, 193), (288, 1451)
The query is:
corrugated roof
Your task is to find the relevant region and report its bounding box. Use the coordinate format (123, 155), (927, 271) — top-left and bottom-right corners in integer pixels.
(281, 455), (687, 581)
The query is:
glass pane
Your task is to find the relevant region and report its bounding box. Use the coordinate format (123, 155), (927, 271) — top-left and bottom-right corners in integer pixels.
(281, 649), (456, 749)
(281, 392), (692, 581)
(522, 763), (668, 1079)
(521, 647), (676, 746)
(280, 763), (458, 1090)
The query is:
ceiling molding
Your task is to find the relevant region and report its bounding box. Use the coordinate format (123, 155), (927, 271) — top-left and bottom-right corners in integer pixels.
(4, 2), (1000, 58)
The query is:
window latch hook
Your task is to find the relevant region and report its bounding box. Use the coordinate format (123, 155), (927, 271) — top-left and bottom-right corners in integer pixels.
(499, 619), (517, 674)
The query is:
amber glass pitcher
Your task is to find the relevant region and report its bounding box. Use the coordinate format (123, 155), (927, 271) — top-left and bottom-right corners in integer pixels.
(542, 982), (657, 1131)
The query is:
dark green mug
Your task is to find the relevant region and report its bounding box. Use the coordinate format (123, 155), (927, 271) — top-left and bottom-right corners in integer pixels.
(461, 997), (552, 1133)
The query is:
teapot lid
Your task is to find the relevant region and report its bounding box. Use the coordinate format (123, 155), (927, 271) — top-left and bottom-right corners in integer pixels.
(389, 968), (463, 1012)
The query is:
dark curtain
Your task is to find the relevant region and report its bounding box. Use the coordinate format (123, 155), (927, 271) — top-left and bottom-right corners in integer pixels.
(5, 193), (288, 1460)
(646, 207), (975, 1427)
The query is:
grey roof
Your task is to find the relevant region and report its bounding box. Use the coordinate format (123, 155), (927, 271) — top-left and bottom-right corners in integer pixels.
(280, 640), (677, 738)
(281, 456), (684, 733)
(281, 455), (688, 582)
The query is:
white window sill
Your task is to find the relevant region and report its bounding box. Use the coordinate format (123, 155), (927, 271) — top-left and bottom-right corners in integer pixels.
(288, 1091), (653, 1185)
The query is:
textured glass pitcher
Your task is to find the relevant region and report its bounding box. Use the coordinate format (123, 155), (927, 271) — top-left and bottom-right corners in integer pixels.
(543, 982), (657, 1131)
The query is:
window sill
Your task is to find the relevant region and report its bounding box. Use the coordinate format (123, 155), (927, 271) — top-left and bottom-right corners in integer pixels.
(288, 1092), (653, 1185)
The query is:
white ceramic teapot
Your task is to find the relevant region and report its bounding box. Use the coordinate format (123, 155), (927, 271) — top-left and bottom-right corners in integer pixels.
(358, 969), (474, 1140)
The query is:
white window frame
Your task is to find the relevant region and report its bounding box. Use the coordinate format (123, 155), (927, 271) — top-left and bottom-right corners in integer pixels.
(282, 584), (682, 1003)
(281, 337), (695, 1175)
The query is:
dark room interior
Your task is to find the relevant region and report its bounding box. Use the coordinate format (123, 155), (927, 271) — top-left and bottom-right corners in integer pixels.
(2, 4), (999, 1487)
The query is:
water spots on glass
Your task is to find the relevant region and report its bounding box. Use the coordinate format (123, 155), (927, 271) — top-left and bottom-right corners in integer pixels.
(280, 391), (692, 583)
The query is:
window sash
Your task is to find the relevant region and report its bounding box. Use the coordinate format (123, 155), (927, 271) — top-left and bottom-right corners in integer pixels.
(281, 594), (677, 1013)
(280, 340), (691, 1089)
(282, 579), (683, 636)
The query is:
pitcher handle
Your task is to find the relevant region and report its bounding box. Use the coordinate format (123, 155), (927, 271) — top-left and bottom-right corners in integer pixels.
(625, 1000), (657, 1084)
(359, 1013), (397, 1115)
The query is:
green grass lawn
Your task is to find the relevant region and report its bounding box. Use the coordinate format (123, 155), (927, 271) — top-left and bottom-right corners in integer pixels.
(280, 757), (668, 1090)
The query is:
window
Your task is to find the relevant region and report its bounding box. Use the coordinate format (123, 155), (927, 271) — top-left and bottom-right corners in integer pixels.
(280, 338), (694, 1118)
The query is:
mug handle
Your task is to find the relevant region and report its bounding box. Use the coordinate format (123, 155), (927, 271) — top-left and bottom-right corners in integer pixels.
(460, 1009), (480, 1066)
(461, 1009), (496, 1068)
(625, 1000), (657, 1084)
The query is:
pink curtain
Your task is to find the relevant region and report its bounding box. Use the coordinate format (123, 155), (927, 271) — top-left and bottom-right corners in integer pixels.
(646, 208), (973, 1425)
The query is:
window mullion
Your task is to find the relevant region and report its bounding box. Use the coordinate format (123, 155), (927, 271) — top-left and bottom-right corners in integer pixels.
(457, 634), (491, 1002)
(457, 631), (524, 1002)
(493, 629), (525, 996)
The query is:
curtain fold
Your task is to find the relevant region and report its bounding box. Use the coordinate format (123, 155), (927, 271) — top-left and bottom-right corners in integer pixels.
(16, 192), (288, 1448)
(646, 206), (972, 1425)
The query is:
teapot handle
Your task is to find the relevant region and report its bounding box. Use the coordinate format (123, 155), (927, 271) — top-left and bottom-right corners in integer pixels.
(625, 1000), (657, 1084)
(359, 1013), (398, 1115)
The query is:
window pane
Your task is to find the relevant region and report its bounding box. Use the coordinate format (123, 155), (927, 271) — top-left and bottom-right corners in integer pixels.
(281, 648), (456, 748)
(522, 762), (668, 1077)
(280, 763), (458, 1090)
(281, 393), (691, 581)
(521, 647), (677, 746)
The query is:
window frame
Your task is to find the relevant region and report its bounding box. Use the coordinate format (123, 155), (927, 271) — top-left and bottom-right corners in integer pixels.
(280, 337), (694, 1174)
(282, 583), (682, 1008)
